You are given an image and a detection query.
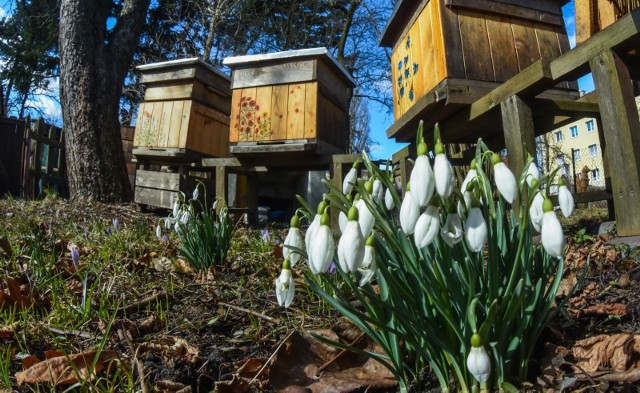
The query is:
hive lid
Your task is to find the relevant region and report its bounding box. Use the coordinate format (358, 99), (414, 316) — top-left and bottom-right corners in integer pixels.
(380, 0), (571, 47)
(137, 58), (230, 81)
(223, 47), (356, 87)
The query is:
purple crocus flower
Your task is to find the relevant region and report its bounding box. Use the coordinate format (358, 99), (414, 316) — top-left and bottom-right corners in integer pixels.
(260, 229), (270, 243)
(161, 235), (169, 244)
(71, 248), (80, 270)
(325, 260), (337, 275)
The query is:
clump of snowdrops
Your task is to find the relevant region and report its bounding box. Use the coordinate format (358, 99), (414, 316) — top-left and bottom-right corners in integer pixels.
(157, 182), (233, 271)
(275, 121), (583, 392)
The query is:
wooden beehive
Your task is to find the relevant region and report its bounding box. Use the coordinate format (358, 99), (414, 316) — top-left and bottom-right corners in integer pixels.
(223, 48), (356, 156)
(133, 58), (231, 159)
(575, 0), (640, 44)
(380, 0), (576, 141)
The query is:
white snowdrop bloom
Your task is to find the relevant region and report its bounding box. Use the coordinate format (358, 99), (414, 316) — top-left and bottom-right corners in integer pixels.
(275, 262), (295, 308)
(156, 224), (162, 239)
(492, 153), (517, 204)
(164, 218), (172, 230)
(305, 201), (326, 256)
(409, 143), (435, 207)
(372, 179), (384, 205)
(338, 210), (348, 233)
(467, 334), (491, 384)
(465, 206), (487, 252)
(180, 210), (190, 225)
(529, 192), (544, 232)
(385, 187), (395, 210)
(342, 165), (358, 195)
(337, 207), (365, 272)
(357, 198), (375, 239)
(541, 198), (565, 258)
(308, 213), (335, 274)
(526, 161), (541, 188)
(460, 161), (477, 195)
(399, 188), (420, 235)
(284, 215), (304, 266)
(192, 186), (199, 201)
(558, 179), (574, 218)
(359, 235), (377, 287)
(172, 200), (180, 218)
(414, 205), (440, 248)
(440, 212), (463, 247)
(433, 143), (454, 198)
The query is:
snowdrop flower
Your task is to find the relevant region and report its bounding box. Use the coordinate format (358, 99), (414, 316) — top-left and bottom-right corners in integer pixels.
(180, 210), (190, 225)
(465, 196), (487, 252)
(164, 218), (172, 230)
(308, 212), (335, 274)
(112, 217), (119, 233)
(491, 153), (517, 204)
(70, 248), (80, 270)
(284, 215), (304, 266)
(156, 224), (162, 239)
(558, 178), (574, 218)
(441, 210), (463, 247)
(342, 162), (359, 194)
(357, 191), (375, 238)
(275, 259), (295, 308)
(385, 187), (395, 210)
(174, 220), (180, 232)
(414, 205), (440, 248)
(337, 206), (365, 272)
(434, 142), (454, 198)
(529, 192), (544, 232)
(400, 184), (420, 235)
(467, 333), (491, 385)
(305, 200), (327, 255)
(460, 159), (477, 196)
(260, 228), (270, 243)
(372, 178), (384, 205)
(172, 200), (180, 218)
(409, 142), (435, 207)
(338, 210), (348, 233)
(359, 235), (377, 287)
(526, 160), (541, 188)
(192, 186), (199, 201)
(541, 198), (565, 258)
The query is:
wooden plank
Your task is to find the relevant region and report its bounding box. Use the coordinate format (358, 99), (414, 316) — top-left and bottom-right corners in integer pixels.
(419, 3), (437, 95)
(535, 23), (562, 61)
(159, 100), (173, 147)
(135, 187), (179, 209)
(287, 84), (305, 140)
(458, 10), (494, 81)
(167, 100), (185, 148)
(431, 0), (448, 84)
(486, 13), (520, 81)
(597, 0), (617, 31)
(438, 0), (466, 79)
(192, 101), (231, 125)
(316, 59), (351, 109)
(231, 60), (315, 89)
(135, 169), (182, 190)
(178, 101), (192, 149)
(304, 83), (318, 139)
(589, 49), (640, 236)
(144, 83), (193, 102)
(500, 95), (536, 183)
(271, 85), (289, 140)
(550, 8), (640, 81)
(575, 0), (596, 45)
(511, 20), (540, 71)
(410, 18), (425, 103)
(380, 0), (430, 47)
(445, 0), (563, 26)
(150, 101), (163, 146)
(391, 47), (401, 120)
(229, 90), (242, 143)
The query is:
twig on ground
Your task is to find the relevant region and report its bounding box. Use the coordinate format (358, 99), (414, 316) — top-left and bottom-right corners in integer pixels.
(218, 301), (281, 324)
(117, 290), (170, 315)
(46, 326), (101, 341)
(249, 330), (295, 385)
(316, 331), (367, 376)
(118, 328), (150, 393)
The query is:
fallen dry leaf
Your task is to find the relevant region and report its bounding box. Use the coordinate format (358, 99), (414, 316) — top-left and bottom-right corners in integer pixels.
(156, 379), (191, 392)
(0, 236), (12, 258)
(582, 303), (628, 317)
(15, 350), (119, 386)
(572, 334), (640, 373)
(0, 322), (19, 339)
(139, 336), (200, 366)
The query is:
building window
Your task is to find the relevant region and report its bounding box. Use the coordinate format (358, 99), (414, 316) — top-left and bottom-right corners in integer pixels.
(592, 168), (601, 181)
(554, 131), (563, 143)
(570, 125), (579, 138)
(586, 119), (595, 133)
(556, 153), (565, 165)
(588, 144), (598, 157)
(573, 149), (581, 161)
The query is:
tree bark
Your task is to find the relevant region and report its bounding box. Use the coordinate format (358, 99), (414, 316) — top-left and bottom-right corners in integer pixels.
(59, 0), (150, 202)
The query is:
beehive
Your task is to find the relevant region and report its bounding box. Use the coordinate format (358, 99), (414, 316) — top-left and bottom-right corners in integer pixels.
(380, 0), (575, 141)
(133, 58), (231, 159)
(223, 48), (356, 156)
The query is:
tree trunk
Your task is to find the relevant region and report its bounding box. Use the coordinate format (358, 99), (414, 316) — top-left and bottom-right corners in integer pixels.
(59, 0), (149, 202)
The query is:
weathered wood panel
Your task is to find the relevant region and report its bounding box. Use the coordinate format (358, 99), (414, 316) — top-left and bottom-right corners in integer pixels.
(486, 14), (519, 81)
(231, 60), (316, 89)
(229, 90), (242, 143)
(512, 20), (540, 71)
(287, 84), (306, 140)
(459, 10), (494, 81)
(304, 83), (318, 139)
(431, 0), (449, 84)
(271, 85), (289, 141)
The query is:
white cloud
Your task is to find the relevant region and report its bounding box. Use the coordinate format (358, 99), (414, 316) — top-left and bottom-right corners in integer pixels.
(0, 7), (6, 18)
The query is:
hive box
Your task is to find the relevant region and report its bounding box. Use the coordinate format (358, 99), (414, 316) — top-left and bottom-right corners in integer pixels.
(380, 0), (575, 141)
(223, 48), (356, 156)
(133, 58), (231, 159)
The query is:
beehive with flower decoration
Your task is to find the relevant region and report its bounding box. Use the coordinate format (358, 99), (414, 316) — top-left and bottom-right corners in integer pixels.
(224, 48), (356, 156)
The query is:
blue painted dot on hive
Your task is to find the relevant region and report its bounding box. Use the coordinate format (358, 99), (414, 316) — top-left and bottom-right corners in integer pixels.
(398, 61), (403, 71)
(399, 86), (404, 97)
(404, 56), (408, 66)
(404, 68), (410, 79)
(397, 76), (402, 86)
(406, 36), (411, 49)
(413, 63), (419, 75)
(409, 89), (414, 101)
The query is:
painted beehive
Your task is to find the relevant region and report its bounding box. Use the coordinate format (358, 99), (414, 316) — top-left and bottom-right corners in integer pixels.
(380, 0), (575, 141)
(133, 58), (231, 158)
(223, 48), (356, 155)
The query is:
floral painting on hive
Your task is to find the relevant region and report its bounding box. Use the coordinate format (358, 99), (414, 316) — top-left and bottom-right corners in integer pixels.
(235, 96), (272, 142)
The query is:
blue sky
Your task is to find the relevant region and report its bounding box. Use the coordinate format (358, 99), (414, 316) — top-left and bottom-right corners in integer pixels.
(368, 1), (595, 160)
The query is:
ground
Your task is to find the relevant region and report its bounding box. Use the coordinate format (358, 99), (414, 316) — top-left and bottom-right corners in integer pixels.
(0, 197), (639, 392)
